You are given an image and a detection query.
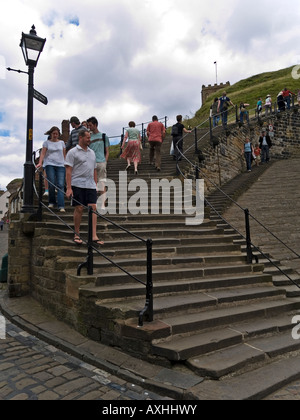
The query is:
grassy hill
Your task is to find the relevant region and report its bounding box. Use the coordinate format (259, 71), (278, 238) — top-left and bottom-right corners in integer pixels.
(187, 65), (300, 128)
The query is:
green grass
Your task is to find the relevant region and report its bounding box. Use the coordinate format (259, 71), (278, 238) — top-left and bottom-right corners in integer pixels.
(188, 65), (299, 128)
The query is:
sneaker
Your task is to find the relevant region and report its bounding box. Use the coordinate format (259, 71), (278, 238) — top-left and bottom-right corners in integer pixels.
(48, 204), (55, 209)
(59, 208), (66, 213)
(43, 190), (49, 197)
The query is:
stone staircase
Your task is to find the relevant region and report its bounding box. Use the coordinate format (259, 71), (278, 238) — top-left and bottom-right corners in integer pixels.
(34, 132), (300, 384)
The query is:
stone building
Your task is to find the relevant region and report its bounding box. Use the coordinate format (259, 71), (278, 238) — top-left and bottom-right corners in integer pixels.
(201, 82), (231, 106)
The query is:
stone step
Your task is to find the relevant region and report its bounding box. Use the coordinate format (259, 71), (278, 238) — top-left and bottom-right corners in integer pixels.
(35, 233), (237, 250)
(37, 219), (216, 232)
(35, 226), (226, 241)
(151, 300), (300, 361)
(92, 263), (265, 287)
(96, 286), (286, 320)
(58, 253), (249, 273)
(189, 352), (300, 400)
(78, 272), (272, 301)
(43, 242), (242, 260)
(187, 328), (300, 380)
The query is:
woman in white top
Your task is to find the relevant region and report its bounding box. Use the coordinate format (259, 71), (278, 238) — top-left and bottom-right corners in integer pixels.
(37, 126), (66, 212)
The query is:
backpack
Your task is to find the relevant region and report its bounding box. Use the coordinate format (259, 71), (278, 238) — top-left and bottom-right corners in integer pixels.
(171, 124), (179, 137)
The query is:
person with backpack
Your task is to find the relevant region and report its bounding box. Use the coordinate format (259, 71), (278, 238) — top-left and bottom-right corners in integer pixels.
(171, 115), (192, 161)
(87, 116), (110, 211)
(217, 92), (234, 128)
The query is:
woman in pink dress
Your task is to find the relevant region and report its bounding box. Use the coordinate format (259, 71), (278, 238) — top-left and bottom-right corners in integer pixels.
(121, 121), (142, 175)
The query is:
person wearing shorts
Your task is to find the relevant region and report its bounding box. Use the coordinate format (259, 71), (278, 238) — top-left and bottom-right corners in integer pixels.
(65, 129), (104, 246)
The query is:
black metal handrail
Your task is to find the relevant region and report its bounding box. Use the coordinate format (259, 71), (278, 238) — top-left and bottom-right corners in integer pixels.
(32, 162), (154, 327)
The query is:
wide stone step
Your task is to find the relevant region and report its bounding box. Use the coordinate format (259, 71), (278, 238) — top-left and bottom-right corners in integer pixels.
(35, 233), (237, 250)
(189, 352), (300, 400)
(92, 263), (265, 287)
(187, 328), (300, 379)
(151, 300), (300, 360)
(96, 286), (286, 320)
(78, 272), (272, 301)
(35, 226), (226, 241)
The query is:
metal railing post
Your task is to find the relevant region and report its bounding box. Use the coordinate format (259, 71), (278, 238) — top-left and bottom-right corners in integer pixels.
(77, 206), (94, 276)
(209, 117), (213, 143)
(139, 239), (153, 326)
(245, 208), (253, 264)
(87, 206), (94, 275)
(194, 127), (198, 153)
(37, 169), (43, 221)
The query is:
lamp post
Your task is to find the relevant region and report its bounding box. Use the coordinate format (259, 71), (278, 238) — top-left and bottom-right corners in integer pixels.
(19, 25), (46, 213)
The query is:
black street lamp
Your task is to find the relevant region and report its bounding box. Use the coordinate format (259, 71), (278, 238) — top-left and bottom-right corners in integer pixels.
(19, 25), (46, 213)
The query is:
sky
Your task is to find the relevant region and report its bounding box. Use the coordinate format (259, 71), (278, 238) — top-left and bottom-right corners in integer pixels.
(0, 0), (300, 189)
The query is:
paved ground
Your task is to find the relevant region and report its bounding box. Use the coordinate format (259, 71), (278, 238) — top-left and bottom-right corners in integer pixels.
(0, 318), (168, 401)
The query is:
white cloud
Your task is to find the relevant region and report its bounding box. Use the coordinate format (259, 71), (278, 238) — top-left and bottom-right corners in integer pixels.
(0, 0), (300, 189)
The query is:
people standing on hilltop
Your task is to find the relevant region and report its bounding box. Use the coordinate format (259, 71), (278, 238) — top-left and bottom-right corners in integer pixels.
(147, 116), (166, 172)
(265, 95), (272, 117)
(259, 129), (272, 164)
(87, 117), (110, 211)
(121, 121), (142, 175)
(66, 116), (88, 153)
(217, 92), (234, 128)
(171, 115), (192, 162)
(37, 126), (66, 212)
(65, 129), (104, 246)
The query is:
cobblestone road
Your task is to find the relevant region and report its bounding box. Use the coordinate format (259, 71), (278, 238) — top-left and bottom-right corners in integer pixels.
(0, 318), (168, 401)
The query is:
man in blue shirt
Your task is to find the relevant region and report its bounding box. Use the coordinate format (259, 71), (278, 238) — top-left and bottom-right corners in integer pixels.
(218, 92), (234, 128)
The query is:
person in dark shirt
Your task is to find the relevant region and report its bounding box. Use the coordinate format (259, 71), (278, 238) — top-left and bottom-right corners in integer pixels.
(66, 116), (87, 152)
(171, 115), (192, 161)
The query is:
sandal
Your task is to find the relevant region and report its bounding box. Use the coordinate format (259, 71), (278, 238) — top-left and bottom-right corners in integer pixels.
(73, 235), (83, 245)
(92, 239), (104, 246)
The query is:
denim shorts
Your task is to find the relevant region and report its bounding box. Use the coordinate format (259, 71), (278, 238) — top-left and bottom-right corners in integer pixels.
(71, 186), (97, 207)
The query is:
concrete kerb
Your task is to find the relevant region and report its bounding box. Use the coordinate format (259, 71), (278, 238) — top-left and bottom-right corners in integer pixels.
(0, 290), (203, 400)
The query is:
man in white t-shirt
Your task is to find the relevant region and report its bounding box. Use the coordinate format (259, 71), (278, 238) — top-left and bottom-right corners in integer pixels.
(65, 130), (104, 246)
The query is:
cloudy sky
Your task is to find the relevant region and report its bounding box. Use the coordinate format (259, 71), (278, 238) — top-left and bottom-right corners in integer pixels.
(0, 0), (300, 189)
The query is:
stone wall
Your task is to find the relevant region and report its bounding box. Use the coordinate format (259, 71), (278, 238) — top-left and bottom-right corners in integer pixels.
(201, 82), (231, 105)
(198, 108), (300, 194)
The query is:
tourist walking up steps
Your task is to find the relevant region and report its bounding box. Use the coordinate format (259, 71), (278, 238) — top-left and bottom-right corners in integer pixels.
(147, 115), (166, 172)
(121, 121), (142, 175)
(217, 92), (234, 128)
(37, 126), (66, 213)
(65, 130), (104, 246)
(171, 115), (192, 161)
